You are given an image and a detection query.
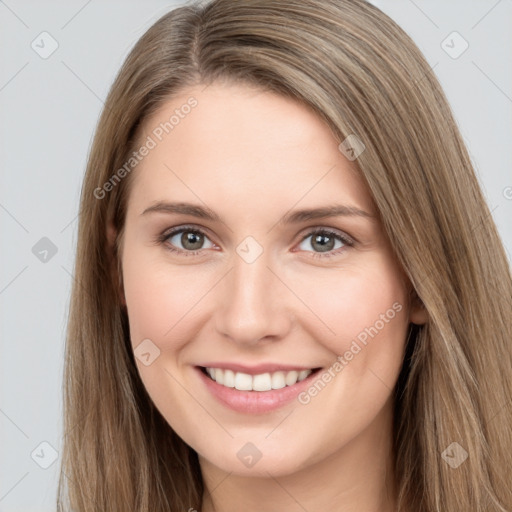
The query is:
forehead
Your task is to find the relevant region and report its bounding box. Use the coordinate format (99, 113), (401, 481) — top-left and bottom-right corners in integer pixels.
(128, 82), (375, 217)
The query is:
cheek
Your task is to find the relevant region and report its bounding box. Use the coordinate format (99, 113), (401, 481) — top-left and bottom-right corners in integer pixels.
(121, 251), (211, 421)
(122, 252), (209, 348)
(285, 255), (410, 429)
(289, 257), (409, 360)
(287, 262), (409, 458)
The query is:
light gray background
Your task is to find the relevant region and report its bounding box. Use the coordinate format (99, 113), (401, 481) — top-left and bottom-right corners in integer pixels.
(1, 1), (511, 510)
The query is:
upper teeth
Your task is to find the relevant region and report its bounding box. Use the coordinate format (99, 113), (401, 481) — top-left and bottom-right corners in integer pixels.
(206, 367), (313, 391)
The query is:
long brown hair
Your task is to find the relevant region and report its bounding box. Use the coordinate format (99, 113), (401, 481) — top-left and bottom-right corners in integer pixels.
(57, 0), (512, 510)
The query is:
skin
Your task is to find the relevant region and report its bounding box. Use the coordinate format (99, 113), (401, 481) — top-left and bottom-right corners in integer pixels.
(111, 81), (427, 512)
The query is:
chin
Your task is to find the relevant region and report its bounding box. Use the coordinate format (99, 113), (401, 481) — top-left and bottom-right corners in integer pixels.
(199, 442), (313, 478)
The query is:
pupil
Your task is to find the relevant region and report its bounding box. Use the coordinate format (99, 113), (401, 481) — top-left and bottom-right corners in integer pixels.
(314, 234), (334, 253)
(183, 232), (203, 250)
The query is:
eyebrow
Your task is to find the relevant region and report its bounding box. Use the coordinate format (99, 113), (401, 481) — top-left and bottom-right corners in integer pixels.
(140, 201), (374, 224)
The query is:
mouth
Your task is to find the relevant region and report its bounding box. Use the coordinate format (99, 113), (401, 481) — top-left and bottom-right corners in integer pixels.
(198, 366), (323, 391)
(195, 365), (323, 414)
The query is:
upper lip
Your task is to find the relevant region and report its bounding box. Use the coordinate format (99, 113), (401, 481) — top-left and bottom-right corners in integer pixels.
(197, 362), (321, 375)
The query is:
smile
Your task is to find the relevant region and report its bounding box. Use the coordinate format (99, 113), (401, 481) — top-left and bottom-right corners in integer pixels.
(203, 366), (314, 391)
(196, 364), (323, 414)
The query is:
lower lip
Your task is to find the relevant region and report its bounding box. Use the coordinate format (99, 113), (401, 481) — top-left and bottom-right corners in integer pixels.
(195, 366), (321, 414)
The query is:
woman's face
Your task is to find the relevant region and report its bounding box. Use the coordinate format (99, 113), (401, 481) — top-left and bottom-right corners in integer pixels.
(116, 82), (425, 477)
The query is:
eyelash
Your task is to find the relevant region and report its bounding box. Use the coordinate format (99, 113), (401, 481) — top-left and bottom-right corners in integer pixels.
(156, 225), (354, 259)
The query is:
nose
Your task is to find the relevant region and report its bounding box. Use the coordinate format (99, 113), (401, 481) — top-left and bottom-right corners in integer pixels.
(214, 248), (293, 347)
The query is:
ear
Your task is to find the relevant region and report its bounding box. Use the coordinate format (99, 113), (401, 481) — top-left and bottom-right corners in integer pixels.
(106, 220), (126, 307)
(409, 292), (427, 325)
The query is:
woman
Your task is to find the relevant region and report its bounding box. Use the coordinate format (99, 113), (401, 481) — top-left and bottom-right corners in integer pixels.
(57, 0), (512, 510)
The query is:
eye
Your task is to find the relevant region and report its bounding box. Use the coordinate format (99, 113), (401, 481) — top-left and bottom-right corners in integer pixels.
(297, 228), (353, 259)
(156, 225), (354, 259)
(159, 226), (214, 255)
